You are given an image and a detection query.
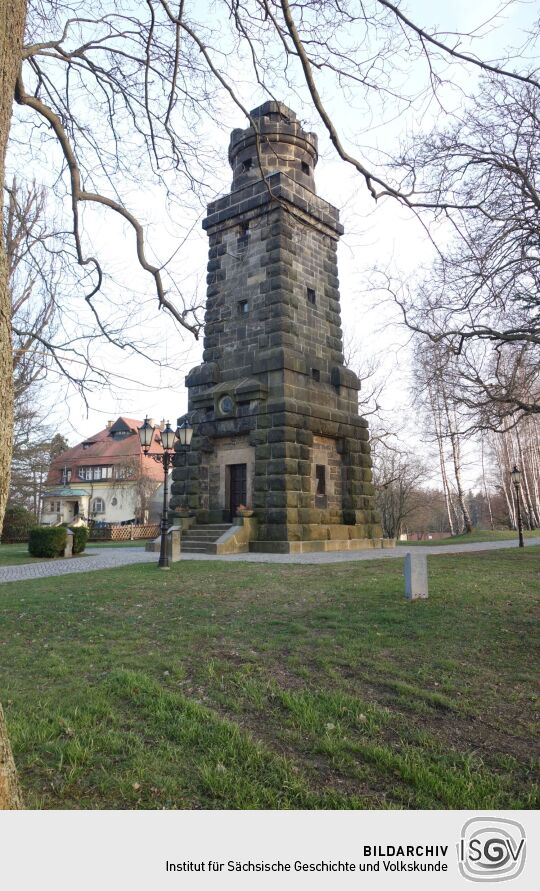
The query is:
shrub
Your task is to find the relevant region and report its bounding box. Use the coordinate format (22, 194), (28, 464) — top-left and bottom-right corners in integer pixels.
(1, 505), (37, 543)
(72, 526), (89, 554)
(28, 526), (67, 558)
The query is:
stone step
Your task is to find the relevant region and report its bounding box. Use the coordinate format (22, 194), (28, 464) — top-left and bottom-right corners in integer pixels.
(182, 535), (221, 545)
(181, 523), (234, 554)
(182, 531), (224, 539)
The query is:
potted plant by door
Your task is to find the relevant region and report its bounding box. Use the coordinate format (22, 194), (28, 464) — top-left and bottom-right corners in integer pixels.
(173, 501), (191, 518)
(236, 504), (254, 518)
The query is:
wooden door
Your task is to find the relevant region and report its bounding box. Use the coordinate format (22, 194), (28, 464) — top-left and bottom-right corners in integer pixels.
(228, 463), (247, 519)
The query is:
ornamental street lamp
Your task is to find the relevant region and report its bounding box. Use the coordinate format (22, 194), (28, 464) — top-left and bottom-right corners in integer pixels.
(138, 418), (178, 569)
(176, 417), (194, 448)
(510, 464), (524, 549)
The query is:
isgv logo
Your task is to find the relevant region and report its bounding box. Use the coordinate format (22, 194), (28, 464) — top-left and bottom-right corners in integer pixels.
(458, 817), (526, 882)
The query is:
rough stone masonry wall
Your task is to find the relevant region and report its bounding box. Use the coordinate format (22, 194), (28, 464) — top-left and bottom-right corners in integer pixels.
(248, 406), (380, 548)
(171, 101), (383, 548)
(203, 213), (271, 378)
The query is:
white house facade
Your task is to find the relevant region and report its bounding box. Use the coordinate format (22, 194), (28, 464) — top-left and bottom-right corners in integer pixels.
(42, 417), (167, 525)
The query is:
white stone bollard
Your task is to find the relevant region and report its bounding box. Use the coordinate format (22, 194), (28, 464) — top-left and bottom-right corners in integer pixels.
(404, 552), (428, 600)
(64, 529), (74, 558)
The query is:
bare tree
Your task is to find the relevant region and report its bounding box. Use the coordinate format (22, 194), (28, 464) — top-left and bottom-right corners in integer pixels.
(487, 415), (540, 530)
(0, 0), (27, 808)
(372, 440), (427, 539)
(413, 338), (473, 534)
(107, 456), (162, 523)
(393, 78), (540, 420)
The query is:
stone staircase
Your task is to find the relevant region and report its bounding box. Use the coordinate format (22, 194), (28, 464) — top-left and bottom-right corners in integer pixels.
(181, 523), (232, 554)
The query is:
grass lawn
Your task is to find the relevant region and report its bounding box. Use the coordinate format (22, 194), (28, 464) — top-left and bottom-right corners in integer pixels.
(0, 543), (38, 566)
(0, 548), (538, 810)
(398, 529), (539, 546)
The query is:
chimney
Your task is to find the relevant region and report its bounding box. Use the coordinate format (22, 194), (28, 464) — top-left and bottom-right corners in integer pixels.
(106, 420), (113, 428)
(148, 418), (156, 428)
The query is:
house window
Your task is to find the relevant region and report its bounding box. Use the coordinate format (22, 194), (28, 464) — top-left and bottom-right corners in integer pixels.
(238, 300), (249, 315)
(242, 158), (252, 172)
(78, 465), (112, 481)
(315, 465), (326, 496)
(92, 497), (105, 514)
(49, 501), (55, 512)
(56, 502), (61, 513)
(307, 287), (316, 305)
(237, 221), (249, 251)
(93, 466), (112, 480)
(301, 161), (310, 175)
(312, 368), (320, 382)
(110, 430), (130, 439)
(115, 466), (133, 480)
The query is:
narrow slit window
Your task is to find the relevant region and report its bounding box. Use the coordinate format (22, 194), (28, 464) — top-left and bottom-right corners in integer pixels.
(315, 465), (326, 496)
(240, 221), (249, 236)
(238, 300), (249, 315)
(301, 161), (310, 175)
(312, 368), (320, 382)
(242, 158), (252, 172)
(307, 287), (316, 305)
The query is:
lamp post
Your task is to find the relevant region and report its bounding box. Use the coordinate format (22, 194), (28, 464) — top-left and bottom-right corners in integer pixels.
(510, 464), (524, 549)
(138, 417), (192, 568)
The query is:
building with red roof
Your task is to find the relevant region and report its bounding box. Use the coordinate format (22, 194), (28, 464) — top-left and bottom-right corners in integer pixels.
(42, 417), (166, 525)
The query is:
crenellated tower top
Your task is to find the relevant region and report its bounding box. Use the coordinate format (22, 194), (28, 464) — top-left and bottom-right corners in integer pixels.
(228, 101), (318, 194)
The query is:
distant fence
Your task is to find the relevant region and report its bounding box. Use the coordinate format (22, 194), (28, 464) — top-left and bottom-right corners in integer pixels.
(89, 524), (160, 541)
(400, 532), (452, 542)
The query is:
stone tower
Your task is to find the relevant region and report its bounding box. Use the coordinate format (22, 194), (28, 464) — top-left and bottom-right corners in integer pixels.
(171, 101), (382, 552)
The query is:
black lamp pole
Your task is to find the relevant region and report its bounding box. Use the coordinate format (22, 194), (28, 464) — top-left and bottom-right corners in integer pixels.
(511, 465), (524, 549)
(138, 417), (194, 569)
(138, 418), (177, 569)
(156, 448), (174, 568)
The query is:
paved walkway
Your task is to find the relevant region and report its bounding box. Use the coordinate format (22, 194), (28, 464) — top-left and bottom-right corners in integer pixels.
(0, 547), (154, 584)
(0, 538), (538, 584)
(182, 537), (540, 564)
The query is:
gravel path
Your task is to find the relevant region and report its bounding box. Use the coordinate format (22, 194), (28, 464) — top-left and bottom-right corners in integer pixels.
(0, 547), (154, 584)
(181, 537), (540, 563)
(0, 537), (538, 584)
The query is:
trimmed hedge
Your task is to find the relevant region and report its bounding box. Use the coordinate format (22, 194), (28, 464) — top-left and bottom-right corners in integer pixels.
(28, 526), (67, 558)
(72, 526), (88, 554)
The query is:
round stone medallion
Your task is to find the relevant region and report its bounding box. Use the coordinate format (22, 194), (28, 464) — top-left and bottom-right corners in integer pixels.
(218, 394), (234, 415)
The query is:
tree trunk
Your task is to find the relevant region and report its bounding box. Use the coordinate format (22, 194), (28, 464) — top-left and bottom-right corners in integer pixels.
(0, 703), (23, 809)
(0, 0), (27, 810)
(480, 436), (494, 530)
(442, 397), (472, 533)
(428, 383), (456, 535)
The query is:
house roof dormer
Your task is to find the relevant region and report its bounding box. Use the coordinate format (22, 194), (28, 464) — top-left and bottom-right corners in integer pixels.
(108, 418), (135, 440)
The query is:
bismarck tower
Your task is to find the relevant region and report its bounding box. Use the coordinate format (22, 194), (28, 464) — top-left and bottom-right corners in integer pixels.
(171, 102), (383, 553)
